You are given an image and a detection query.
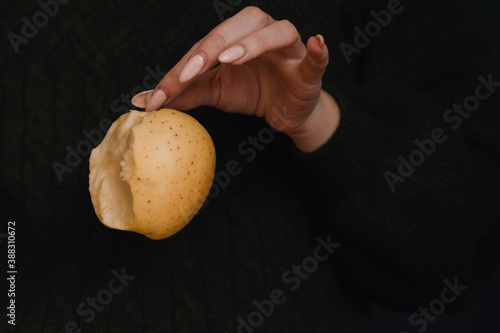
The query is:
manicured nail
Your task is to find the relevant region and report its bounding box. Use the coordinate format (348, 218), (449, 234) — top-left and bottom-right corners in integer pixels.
(145, 89), (167, 112)
(316, 34), (325, 48)
(131, 89), (154, 108)
(219, 45), (245, 63)
(179, 54), (205, 82)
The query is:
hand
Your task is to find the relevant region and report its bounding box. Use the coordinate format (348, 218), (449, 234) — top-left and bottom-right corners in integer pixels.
(132, 6), (340, 152)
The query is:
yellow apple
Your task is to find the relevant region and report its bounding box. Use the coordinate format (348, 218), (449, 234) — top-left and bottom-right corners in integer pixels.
(89, 109), (215, 239)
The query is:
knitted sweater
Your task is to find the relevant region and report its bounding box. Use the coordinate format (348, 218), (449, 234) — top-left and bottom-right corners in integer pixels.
(296, 0), (500, 309)
(1, 0), (498, 332)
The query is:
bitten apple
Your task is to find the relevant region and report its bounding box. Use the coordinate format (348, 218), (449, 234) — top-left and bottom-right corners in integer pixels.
(89, 109), (216, 240)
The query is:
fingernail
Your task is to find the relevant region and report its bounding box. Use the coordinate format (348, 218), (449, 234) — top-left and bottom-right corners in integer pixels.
(131, 89), (154, 108)
(315, 34), (325, 48)
(179, 54), (205, 82)
(219, 45), (245, 63)
(145, 89), (167, 112)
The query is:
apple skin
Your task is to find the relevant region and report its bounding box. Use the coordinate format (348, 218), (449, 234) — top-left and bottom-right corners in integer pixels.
(89, 109), (216, 240)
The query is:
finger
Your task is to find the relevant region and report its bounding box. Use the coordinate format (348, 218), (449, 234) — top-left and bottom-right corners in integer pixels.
(300, 34), (329, 85)
(143, 6), (274, 112)
(177, 7), (274, 82)
(218, 19), (306, 65)
(143, 42), (199, 112)
(158, 69), (221, 111)
(131, 90), (153, 109)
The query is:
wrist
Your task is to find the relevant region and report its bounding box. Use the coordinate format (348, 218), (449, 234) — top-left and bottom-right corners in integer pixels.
(287, 89), (340, 152)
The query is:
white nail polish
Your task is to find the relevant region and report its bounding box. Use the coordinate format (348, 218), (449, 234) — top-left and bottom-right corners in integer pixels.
(219, 45), (245, 63)
(179, 54), (205, 82)
(131, 90), (154, 108)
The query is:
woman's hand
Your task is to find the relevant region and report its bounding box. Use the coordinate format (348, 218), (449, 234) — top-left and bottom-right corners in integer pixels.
(132, 6), (339, 152)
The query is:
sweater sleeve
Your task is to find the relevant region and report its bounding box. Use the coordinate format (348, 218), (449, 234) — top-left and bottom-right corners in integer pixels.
(294, 0), (500, 309)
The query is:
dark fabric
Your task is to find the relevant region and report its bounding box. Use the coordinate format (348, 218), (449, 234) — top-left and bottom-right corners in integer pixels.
(1, 0), (498, 332)
(297, 0), (500, 311)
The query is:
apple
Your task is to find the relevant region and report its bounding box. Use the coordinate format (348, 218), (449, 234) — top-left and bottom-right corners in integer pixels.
(89, 109), (216, 239)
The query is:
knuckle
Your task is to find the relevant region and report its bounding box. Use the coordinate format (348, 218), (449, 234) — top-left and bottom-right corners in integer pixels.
(205, 30), (229, 51)
(188, 41), (202, 54)
(279, 20), (299, 41)
(192, 41), (202, 50)
(169, 66), (182, 80)
(243, 6), (269, 26)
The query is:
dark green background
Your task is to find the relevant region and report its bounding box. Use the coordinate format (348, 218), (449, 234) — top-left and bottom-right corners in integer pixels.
(1, 0), (499, 332)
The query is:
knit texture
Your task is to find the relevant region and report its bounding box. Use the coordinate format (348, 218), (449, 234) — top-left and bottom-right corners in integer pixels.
(1, 0), (498, 332)
(296, 0), (500, 309)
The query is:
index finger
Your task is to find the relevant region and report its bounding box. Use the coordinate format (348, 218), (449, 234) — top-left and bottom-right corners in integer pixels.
(142, 6), (275, 112)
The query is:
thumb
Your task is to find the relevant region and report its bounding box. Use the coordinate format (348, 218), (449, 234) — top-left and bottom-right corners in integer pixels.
(300, 34), (329, 84)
